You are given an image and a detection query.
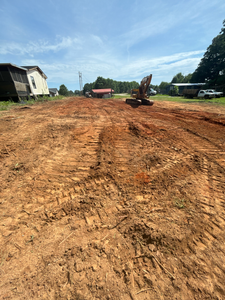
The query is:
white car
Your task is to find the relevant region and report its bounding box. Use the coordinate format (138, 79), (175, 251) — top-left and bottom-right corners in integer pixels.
(206, 89), (223, 98)
(149, 88), (157, 96)
(197, 90), (214, 99)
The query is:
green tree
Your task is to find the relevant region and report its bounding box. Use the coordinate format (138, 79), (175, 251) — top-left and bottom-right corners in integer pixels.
(83, 83), (93, 94)
(59, 84), (68, 96)
(118, 82), (125, 93)
(111, 81), (118, 93)
(169, 85), (179, 96)
(83, 76), (139, 94)
(93, 76), (107, 89)
(150, 84), (159, 93)
(191, 19), (225, 85)
(68, 90), (74, 96)
(183, 73), (193, 83)
(159, 81), (170, 93)
(171, 72), (185, 83)
(106, 78), (114, 89)
(131, 81), (139, 89)
(174, 85), (179, 94)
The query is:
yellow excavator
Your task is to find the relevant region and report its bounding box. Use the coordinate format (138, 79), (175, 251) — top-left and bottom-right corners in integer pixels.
(126, 74), (154, 106)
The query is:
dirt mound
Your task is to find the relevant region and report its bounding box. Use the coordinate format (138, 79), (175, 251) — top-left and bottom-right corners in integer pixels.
(0, 97), (225, 299)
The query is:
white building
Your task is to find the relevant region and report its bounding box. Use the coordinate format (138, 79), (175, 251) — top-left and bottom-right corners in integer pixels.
(49, 88), (59, 97)
(22, 66), (49, 97)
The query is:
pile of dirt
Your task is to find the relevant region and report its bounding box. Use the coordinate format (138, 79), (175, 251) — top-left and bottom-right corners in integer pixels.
(0, 97), (225, 299)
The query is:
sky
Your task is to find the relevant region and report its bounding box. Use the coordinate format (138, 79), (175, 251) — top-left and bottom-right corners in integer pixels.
(0, 0), (225, 91)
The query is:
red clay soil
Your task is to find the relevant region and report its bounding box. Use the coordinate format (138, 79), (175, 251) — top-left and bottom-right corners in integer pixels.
(0, 97), (225, 300)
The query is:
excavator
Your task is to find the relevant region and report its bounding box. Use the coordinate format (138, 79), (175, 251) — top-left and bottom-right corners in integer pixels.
(126, 74), (154, 106)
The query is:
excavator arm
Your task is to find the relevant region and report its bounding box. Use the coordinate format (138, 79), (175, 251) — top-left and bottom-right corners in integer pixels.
(139, 74), (152, 97)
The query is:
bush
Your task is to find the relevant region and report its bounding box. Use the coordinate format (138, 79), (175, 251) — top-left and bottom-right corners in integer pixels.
(169, 85), (179, 96)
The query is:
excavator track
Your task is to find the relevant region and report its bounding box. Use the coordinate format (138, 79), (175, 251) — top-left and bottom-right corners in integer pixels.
(125, 98), (154, 106)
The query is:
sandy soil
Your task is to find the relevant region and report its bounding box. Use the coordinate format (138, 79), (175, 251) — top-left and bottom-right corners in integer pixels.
(0, 97), (225, 300)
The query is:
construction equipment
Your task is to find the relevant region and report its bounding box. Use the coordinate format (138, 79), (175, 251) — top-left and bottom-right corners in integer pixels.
(85, 91), (92, 98)
(126, 74), (154, 106)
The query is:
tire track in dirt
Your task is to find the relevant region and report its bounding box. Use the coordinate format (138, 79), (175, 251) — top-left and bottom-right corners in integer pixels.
(1, 97), (225, 299)
(114, 102), (225, 298)
(91, 101), (225, 299)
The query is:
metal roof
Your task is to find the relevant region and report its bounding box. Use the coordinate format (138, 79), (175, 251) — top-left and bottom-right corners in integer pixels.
(171, 83), (205, 86)
(92, 89), (114, 94)
(49, 88), (58, 93)
(0, 63), (27, 71)
(21, 66), (47, 79)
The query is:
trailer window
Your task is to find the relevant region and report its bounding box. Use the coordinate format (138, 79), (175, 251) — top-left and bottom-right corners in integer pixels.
(30, 76), (37, 89)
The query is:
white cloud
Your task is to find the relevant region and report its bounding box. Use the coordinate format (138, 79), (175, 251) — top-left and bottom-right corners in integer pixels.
(102, 51), (205, 82)
(90, 35), (103, 45)
(24, 50), (203, 87)
(0, 36), (82, 56)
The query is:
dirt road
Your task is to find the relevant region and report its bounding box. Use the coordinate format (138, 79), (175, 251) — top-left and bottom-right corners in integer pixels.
(0, 97), (225, 299)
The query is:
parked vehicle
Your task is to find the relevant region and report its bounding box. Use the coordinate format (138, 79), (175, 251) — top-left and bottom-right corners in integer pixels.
(183, 89), (214, 99)
(149, 88), (157, 95)
(206, 89), (223, 98)
(85, 91), (92, 98)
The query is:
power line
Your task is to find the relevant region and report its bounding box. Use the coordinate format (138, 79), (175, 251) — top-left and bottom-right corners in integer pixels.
(82, 74), (92, 84)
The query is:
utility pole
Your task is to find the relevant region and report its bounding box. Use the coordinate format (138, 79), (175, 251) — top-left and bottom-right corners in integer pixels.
(78, 72), (83, 95)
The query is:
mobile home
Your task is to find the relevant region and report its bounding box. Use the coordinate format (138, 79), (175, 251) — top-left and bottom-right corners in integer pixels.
(22, 66), (49, 98)
(0, 63), (31, 101)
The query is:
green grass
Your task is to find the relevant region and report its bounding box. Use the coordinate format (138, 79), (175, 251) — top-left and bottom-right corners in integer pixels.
(112, 93), (130, 99)
(0, 95), (65, 111)
(113, 93), (225, 105)
(174, 198), (186, 209)
(3, 94), (224, 111)
(0, 100), (18, 111)
(152, 94), (225, 105)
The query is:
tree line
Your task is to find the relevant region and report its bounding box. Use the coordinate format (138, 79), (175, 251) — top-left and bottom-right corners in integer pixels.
(58, 84), (80, 96)
(83, 77), (140, 94)
(58, 78), (139, 96)
(59, 19), (225, 96)
(191, 19), (225, 88)
(155, 19), (225, 93)
(152, 73), (194, 94)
